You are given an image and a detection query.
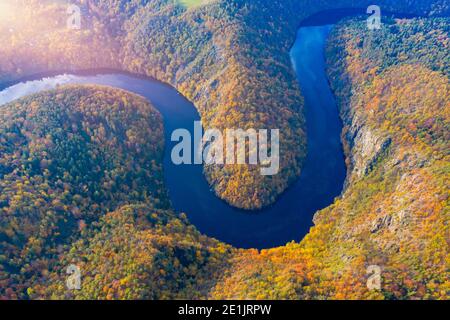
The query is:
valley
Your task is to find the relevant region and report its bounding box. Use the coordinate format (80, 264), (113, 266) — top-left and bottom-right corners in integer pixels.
(0, 0), (448, 300)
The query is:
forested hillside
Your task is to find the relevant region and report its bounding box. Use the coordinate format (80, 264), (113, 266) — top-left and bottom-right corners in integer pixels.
(0, 85), (170, 298)
(1, 0), (448, 209)
(30, 203), (232, 299)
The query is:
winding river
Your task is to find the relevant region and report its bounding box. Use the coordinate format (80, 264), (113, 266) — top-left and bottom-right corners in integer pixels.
(0, 24), (346, 249)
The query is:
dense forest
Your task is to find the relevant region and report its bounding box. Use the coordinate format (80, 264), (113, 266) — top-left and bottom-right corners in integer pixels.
(0, 1), (448, 300)
(0, 85), (170, 298)
(30, 203), (232, 299)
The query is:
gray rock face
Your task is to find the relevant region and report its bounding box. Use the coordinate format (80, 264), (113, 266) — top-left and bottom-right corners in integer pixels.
(370, 215), (392, 233)
(340, 108), (393, 189)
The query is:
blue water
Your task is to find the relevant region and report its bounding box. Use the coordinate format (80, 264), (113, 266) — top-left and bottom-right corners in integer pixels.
(0, 25), (346, 249)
